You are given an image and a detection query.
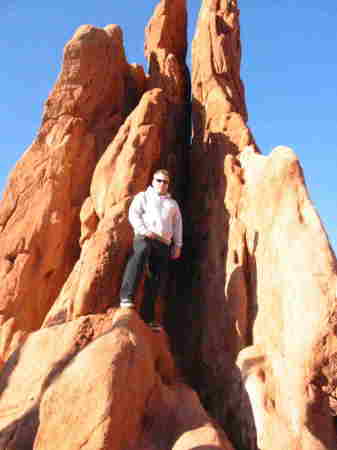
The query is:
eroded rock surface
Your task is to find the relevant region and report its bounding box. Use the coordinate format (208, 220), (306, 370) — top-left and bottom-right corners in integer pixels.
(44, 88), (170, 325)
(183, 0), (257, 432)
(44, 0), (190, 327)
(0, 24), (135, 346)
(0, 310), (229, 450)
(231, 146), (337, 450)
(183, 1), (337, 449)
(0, 0), (336, 449)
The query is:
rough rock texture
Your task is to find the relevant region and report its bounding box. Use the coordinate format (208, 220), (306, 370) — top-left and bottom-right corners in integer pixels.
(184, 1), (337, 449)
(144, 0), (190, 199)
(0, 0), (337, 449)
(231, 146), (337, 450)
(184, 0), (257, 427)
(43, 0), (190, 327)
(0, 310), (230, 449)
(0, 24), (139, 350)
(44, 88), (170, 325)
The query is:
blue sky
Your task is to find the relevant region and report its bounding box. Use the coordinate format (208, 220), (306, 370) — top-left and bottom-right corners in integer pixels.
(0, 1), (336, 252)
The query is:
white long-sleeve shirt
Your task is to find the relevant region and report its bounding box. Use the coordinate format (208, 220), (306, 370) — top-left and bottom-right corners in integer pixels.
(129, 186), (183, 248)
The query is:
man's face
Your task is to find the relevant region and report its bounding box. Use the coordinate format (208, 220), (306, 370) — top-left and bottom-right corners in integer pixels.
(152, 173), (170, 195)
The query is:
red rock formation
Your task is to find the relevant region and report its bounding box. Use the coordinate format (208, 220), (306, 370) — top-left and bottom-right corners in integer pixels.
(43, 0), (190, 327)
(0, 24), (138, 351)
(43, 88), (170, 325)
(0, 0), (337, 449)
(0, 310), (231, 449)
(145, 0), (190, 198)
(232, 146), (337, 449)
(185, 1), (337, 449)
(184, 0), (257, 431)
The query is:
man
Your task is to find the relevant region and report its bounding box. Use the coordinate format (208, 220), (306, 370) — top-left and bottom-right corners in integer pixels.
(120, 169), (183, 328)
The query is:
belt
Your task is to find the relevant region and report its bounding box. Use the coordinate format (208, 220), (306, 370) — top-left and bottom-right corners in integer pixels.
(135, 233), (170, 246)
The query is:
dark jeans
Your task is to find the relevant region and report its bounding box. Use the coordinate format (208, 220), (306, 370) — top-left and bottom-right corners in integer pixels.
(120, 236), (170, 323)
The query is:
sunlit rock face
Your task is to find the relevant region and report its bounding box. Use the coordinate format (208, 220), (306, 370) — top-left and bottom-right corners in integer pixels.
(0, 24), (137, 353)
(43, 88), (172, 325)
(43, 0), (190, 327)
(0, 310), (232, 450)
(0, 0), (337, 449)
(184, 1), (337, 449)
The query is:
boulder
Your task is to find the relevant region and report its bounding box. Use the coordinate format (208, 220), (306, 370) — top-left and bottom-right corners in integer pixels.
(0, 309), (232, 450)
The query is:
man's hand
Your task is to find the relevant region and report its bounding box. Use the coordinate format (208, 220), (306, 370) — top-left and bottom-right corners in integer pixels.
(171, 246), (181, 260)
(145, 231), (156, 239)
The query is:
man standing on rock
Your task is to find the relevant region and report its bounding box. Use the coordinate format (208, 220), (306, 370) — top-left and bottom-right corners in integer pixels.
(119, 169), (183, 329)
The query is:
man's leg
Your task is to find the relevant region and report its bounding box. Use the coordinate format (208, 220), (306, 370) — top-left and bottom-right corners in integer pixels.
(141, 240), (170, 323)
(120, 237), (151, 307)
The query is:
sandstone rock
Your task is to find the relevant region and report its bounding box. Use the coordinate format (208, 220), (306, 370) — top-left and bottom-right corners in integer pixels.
(34, 311), (158, 450)
(145, 0), (187, 64)
(0, 313), (115, 449)
(185, 2), (337, 450)
(79, 196), (99, 247)
(0, 309), (232, 450)
(139, 381), (234, 450)
(185, 0), (257, 431)
(0, 316), (27, 366)
(1, 0), (337, 449)
(43, 88), (172, 326)
(145, 0), (190, 198)
(124, 63), (147, 116)
(44, 0), (190, 327)
(230, 146), (337, 450)
(0, 24), (132, 350)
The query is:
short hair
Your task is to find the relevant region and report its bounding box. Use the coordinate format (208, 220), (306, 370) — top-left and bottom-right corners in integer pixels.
(153, 169), (170, 180)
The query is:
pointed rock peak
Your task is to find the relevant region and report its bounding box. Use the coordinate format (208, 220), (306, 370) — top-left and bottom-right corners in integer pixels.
(68, 23), (127, 68)
(200, 0), (238, 14)
(43, 22), (130, 126)
(192, 0), (248, 124)
(104, 24), (128, 65)
(72, 24), (103, 39)
(145, 0), (187, 62)
(104, 23), (123, 39)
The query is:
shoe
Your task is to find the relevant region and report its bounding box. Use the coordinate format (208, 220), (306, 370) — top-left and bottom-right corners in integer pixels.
(120, 299), (135, 308)
(149, 322), (162, 332)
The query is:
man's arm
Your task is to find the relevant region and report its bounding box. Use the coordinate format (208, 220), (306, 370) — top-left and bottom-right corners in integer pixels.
(128, 193), (148, 235)
(171, 205), (183, 259)
(128, 193), (156, 239)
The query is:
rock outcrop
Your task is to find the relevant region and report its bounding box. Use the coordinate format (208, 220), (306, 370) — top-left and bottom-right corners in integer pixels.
(0, 0), (336, 449)
(43, 88), (171, 325)
(232, 146), (337, 450)
(0, 24), (142, 358)
(43, 0), (190, 327)
(184, 0), (257, 428)
(183, 1), (337, 449)
(0, 310), (231, 450)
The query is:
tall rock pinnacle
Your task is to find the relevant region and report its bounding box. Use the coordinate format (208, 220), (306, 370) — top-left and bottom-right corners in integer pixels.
(184, 0), (257, 431)
(184, 2), (337, 450)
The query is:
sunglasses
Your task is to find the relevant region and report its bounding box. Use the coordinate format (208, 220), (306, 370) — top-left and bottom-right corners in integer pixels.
(154, 178), (169, 185)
